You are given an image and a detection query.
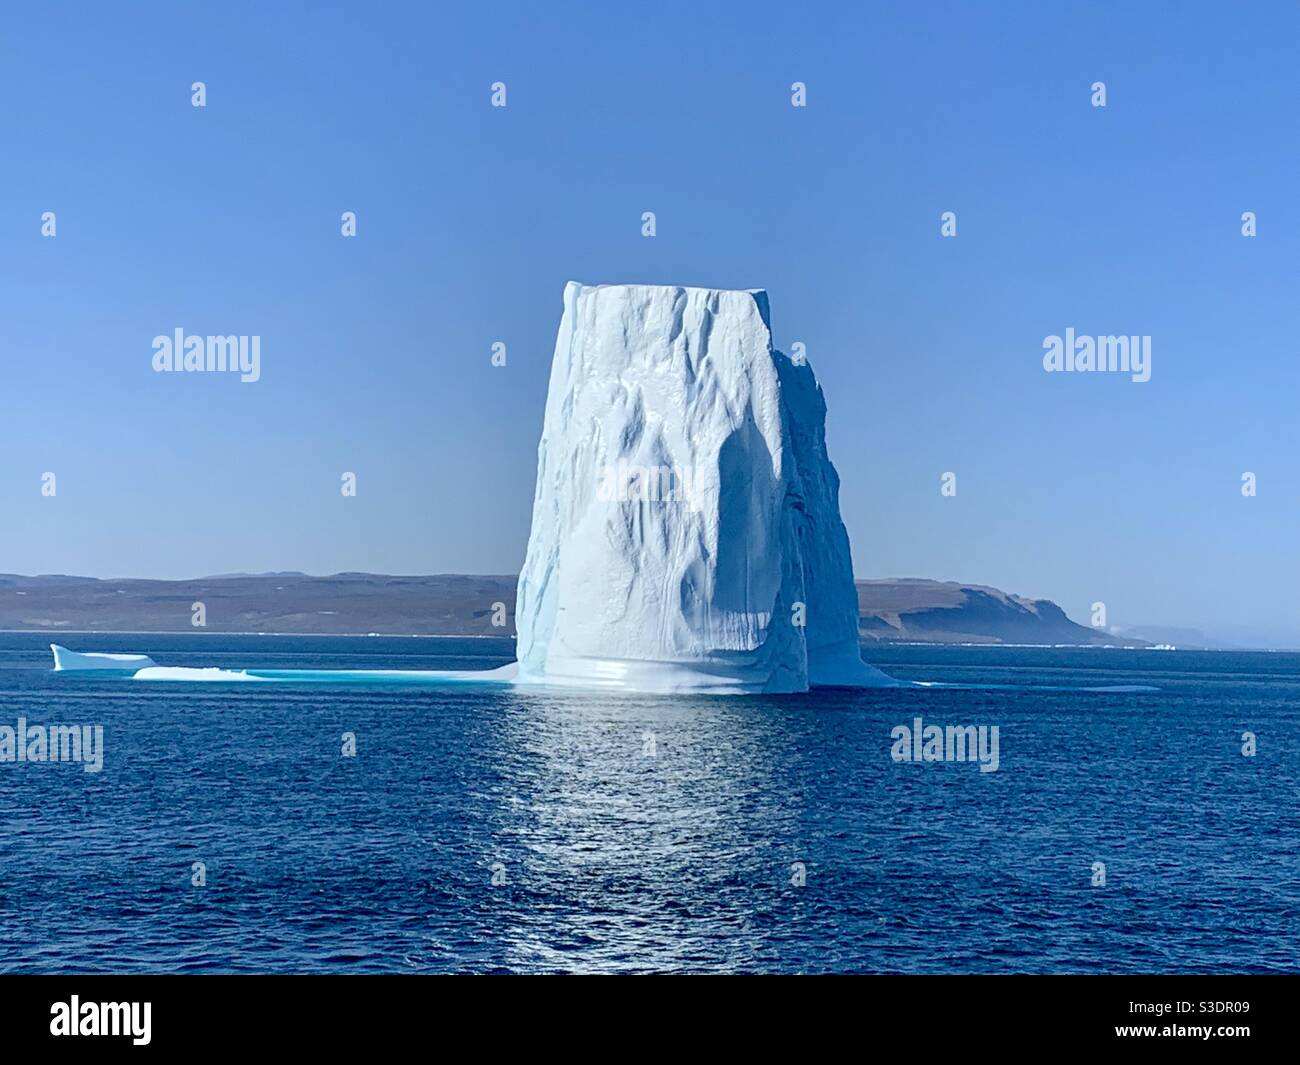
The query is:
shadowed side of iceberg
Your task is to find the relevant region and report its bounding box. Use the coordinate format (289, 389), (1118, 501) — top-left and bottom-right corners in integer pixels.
(772, 350), (895, 689)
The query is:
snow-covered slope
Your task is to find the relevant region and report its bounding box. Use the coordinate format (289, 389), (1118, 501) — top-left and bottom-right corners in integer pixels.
(514, 281), (895, 693)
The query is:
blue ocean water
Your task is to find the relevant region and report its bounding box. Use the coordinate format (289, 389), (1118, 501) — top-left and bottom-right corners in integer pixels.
(0, 632), (1296, 974)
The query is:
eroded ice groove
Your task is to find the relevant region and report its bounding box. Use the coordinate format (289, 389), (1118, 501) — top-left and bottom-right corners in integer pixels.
(513, 281), (896, 693)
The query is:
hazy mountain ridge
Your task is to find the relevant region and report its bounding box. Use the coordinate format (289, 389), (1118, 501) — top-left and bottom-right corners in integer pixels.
(0, 573), (1144, 645)
(856, 579), (1145, 646)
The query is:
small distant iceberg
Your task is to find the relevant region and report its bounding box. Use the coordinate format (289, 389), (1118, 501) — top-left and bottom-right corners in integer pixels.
(51, 645), (157, 673)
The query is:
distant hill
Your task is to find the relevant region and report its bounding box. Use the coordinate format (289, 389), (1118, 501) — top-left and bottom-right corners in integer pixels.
(856, 579), (1146, 646)
(0, 572), (1143, 645)
(0, 573), (518, 636)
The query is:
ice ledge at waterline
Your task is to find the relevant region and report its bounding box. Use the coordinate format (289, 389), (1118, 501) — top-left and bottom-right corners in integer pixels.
(49, 282), (897, 694)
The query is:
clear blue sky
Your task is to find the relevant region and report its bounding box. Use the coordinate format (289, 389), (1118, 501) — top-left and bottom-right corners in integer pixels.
(1, 1), (1298, 642)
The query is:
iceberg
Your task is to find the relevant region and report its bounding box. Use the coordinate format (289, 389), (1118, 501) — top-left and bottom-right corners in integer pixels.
(51, 644), (157, 673)
(51, 282), (895, 694)
(513, 282), (894, 693)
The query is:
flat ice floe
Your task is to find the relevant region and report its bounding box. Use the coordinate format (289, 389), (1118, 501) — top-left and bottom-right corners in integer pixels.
(130, 663), (519, 685)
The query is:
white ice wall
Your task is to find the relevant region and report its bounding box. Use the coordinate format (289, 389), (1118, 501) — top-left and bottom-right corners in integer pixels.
(514, 282), (894, 693)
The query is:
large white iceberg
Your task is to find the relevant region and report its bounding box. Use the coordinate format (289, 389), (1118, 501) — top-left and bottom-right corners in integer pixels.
(513, 281), (894, 693)
(51, 282), (895, 694)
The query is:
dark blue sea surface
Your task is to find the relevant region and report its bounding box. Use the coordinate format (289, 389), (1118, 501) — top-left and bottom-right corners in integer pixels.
(1, 633), (1296, 973)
